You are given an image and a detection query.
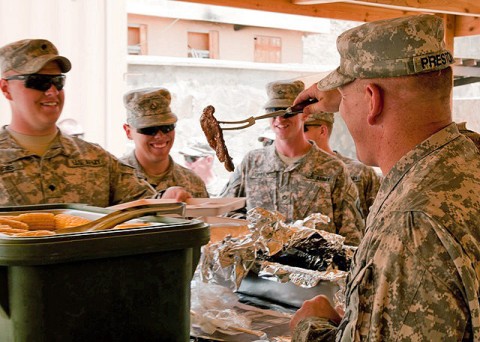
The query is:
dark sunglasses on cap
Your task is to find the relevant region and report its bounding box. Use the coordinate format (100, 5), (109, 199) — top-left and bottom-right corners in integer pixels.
(136, 124), (176, 136)
(3, 74), (66, 91)
(184, 155), (201, 163)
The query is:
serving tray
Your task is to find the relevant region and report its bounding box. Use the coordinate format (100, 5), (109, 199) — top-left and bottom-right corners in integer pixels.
(109, 197), (246, 217)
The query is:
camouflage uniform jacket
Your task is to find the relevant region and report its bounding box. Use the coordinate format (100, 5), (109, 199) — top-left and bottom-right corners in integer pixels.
(335, 152), (382, 220)
(0, 127), (156, 207)
(121, 151), (208, 198)
(293, 123), (480, 342)
(221, 143), (364, 246)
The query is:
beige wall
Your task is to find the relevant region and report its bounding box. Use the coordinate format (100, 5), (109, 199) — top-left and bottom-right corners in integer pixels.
(0, 0), (127, 156)
(128, 14), (304, 63)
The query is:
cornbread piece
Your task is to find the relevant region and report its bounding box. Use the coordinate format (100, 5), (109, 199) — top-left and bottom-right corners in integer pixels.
(0, 225), (29, 235)
(17, 212), (56, 231)
(0, 217), (29, 230)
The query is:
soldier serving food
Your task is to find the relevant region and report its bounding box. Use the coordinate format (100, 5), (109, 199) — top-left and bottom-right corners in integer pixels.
(290, 14), (480, 341)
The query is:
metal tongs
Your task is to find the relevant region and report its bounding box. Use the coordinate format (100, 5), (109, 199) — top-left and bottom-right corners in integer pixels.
(219, 98), (318, 130)
(55, 202), (185, 234)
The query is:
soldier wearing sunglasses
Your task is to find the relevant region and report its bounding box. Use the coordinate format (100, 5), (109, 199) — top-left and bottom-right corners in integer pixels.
(121, 87), (208, 198)
(220, 80), (364, 246)
(0, 38), (161, 206)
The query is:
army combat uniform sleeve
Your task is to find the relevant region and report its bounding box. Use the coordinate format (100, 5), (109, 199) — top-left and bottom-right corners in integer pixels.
(107, 155), (157, 205)
(294, 212), (478, 341)
(220, 159), (246, 199)
(153, 161), (209, 198)
(329, 164), (364, 246)
(120, 152), (208, 198)
(219, 157), (248, 218)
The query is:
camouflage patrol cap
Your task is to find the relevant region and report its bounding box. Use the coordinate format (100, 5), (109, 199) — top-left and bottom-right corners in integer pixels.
(0, 39), (71, 75)
(264, 80), (305, 109)
(305, 112), (335, 126)
(124, 87), (178, 129)
(317, 14), (454, 91)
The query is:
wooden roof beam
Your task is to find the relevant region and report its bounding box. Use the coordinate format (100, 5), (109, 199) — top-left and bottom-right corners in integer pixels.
(294, 0), (480, 17)
(176, 0), (480, 36)
(176, 0), (421, 22)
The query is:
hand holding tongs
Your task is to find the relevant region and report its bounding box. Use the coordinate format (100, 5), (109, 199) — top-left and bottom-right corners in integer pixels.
(219, 98), (318, 130)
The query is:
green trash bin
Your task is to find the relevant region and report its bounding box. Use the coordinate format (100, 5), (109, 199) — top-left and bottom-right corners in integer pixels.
(0, 204), (210, 342)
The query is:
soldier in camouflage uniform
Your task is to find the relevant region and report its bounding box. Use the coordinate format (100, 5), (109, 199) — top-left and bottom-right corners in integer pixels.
(121, 87), (208, 198)
(0, 39), (157, 207)
(221, 80), (364, 246)
(290, 14), (480, 341)
(304, 112), (382, 220)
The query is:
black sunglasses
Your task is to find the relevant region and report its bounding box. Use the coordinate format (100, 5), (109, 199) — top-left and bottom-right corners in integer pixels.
(137, 124), (176, 136)
(3, 74), (66, 91)
(184, 155), (201, 163)
(267, 107), (300, 119)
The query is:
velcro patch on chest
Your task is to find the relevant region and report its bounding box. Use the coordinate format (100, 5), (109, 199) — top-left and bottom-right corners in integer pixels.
(67, 159), (105, 167)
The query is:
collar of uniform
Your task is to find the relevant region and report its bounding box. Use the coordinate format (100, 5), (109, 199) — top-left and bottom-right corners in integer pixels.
(369, 122), (460, 220)
(50, 130), (78, 157)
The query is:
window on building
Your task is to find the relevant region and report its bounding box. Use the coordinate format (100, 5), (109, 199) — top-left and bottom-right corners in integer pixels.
(128, 24), (147, 55)
(188, 31), (219, 59)
(254, 35), (281, 63)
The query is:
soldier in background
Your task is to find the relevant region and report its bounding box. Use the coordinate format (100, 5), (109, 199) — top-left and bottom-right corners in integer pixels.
(0, 38), (159, 206)
(122, 87), (208, 198)
(257, 127), (275, 147)
(179, 141), (224, 197)
(57, 118), (85, 139)
(457, 121), (480, 151)
(291, 14), (480, 341)
(304, 112), (382, 220)
(221, 80), (364, 246)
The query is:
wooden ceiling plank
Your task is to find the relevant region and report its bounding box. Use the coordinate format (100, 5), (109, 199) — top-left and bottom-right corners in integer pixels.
(176, 0), (421, 23)
(295, 0), (480, 17)
(455, 16), (480, 36)
(177, 0), (480, 37)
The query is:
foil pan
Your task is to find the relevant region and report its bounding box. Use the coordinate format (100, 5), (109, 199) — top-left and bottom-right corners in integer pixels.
(200, 207), (356, 308)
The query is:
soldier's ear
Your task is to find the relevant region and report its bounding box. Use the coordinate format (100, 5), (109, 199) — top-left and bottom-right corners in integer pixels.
(0, 79), (12, 100)
(365, 83), (383, 126)
(123, 123), (134, 140)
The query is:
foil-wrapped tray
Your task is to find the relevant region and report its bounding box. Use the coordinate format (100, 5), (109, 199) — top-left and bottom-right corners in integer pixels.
(200, 207), (354, 309)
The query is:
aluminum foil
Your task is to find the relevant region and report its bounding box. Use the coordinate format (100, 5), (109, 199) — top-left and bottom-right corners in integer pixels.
(200, 207), (356, 294)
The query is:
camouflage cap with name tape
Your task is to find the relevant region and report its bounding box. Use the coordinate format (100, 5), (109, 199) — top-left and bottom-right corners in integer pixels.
(124, 87), (178, 129)
(317, 14), (454, 91)
(0, 39), (71, 75)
